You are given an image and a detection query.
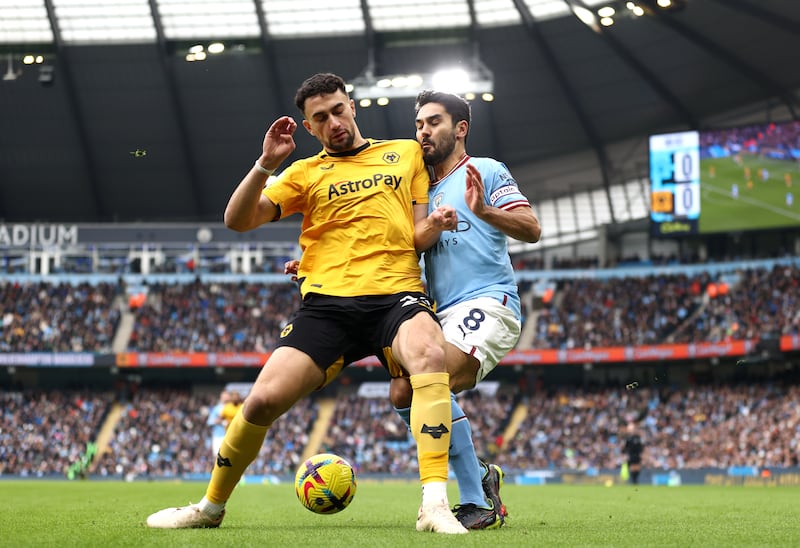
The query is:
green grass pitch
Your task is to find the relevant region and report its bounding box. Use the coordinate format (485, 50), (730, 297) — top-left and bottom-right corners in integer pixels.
(699, 155), (800, 233)
(2, 480), (800, 547)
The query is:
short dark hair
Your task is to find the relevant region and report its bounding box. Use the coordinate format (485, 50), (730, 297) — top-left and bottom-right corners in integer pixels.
(294, 73), (349, 113)
(415, 90), (471, 136)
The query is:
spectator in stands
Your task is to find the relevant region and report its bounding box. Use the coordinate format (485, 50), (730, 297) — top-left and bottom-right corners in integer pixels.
(146, 73), (466, 534)
(388, 90), (540, 530)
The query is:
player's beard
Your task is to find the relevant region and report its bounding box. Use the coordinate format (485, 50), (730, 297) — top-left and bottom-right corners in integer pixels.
(326, 129), (355, 152)
(422, 130), (456, 167)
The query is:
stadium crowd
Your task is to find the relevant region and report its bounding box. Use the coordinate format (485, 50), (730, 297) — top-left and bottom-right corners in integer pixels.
(0, 389), (109, 476)
(1, 264), (797, 357)
(700, 121), (800, 159)
(501, 382), (800, 471)
(685, 264), (800, 342)
(92, 387), (318, 480)
(530, 264), (800, 349)
(530, 272), (708, 348)
(3, 380), (799, 478)
(1, 259), (798, 479)
(127, 280), (300, 352)
(0, 281), (122, 352)
(94, 388), (219, 479)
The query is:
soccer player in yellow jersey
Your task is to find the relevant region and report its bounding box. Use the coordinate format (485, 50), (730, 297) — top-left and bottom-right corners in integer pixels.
(207, 390), (230, 456)
(146, 73), (467, 535)
(208, 390), (242, 455)
(219, 391), (242, 427)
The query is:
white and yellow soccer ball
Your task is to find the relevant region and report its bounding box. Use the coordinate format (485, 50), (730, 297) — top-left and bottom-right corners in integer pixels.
(294, 453), (357, 514)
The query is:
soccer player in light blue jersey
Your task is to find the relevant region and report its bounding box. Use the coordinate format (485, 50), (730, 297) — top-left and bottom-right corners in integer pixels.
(391, 90), (541, 530)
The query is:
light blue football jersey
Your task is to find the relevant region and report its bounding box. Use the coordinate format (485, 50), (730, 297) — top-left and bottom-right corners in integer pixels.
(424, 155), (530, 319)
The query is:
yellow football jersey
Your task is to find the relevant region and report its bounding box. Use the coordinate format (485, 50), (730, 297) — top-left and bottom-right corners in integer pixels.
(220, 401), (241, 427)
(264, 139), (429, 298)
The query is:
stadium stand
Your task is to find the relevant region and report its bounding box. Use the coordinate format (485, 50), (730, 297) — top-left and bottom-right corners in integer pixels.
(0, 389), (110, 477)
(126, 280), (300, 353)
(1, 262), (798, 357)
(4, 377), (800, 478)
(0, 281), (123, 352)
(90, 385), (319, 481)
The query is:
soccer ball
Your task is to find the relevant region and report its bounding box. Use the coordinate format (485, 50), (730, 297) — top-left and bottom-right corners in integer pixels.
(294, 453), (357, 514)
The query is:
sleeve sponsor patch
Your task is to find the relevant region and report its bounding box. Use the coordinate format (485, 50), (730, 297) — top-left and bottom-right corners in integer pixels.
(490, 184), (522, 206)
(498, 171), (515, 184)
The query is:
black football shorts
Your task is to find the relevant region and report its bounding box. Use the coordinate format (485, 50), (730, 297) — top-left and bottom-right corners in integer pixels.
(275, 291), (439, 385)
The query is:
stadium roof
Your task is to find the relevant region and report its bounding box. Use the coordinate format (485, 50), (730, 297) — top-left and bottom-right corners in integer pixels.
(1, 0), (799, 231)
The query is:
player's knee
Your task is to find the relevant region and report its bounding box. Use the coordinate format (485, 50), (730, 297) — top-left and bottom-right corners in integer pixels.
(450, 374), (476, 394)
(394, 313), (447, 374)
(420, 341), (446, 373)
(389, 376), (413, 408)
(241, 390), (280, 424)
(403, 338), (446, 375)
(447, 355), (480, 393)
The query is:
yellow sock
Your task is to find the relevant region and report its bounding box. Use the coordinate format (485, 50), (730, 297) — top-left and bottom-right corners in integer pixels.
(409, 372), (451, 484)
(205, 408), (270, 504)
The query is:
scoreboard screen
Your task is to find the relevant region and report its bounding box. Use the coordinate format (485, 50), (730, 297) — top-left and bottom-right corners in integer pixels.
(649, 130), (700, 236)
(650, 121), (800, 236)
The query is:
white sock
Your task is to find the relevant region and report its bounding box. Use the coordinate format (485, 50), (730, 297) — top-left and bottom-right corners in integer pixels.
(421, 481), (448, 506)
(198, 496), (225, 518)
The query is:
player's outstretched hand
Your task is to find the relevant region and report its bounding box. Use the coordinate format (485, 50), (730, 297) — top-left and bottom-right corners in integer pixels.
(465, 163), (487, 216)
(429, 205), (458, 231)
(260, 116), (298, 170)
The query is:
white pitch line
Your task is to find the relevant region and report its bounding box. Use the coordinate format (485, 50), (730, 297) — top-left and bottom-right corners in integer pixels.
(703, 184), (800, 222)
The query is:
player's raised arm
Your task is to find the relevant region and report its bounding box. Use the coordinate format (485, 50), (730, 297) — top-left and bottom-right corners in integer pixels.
(224, 116), (298, 232)
(464, 163), (541, 243)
